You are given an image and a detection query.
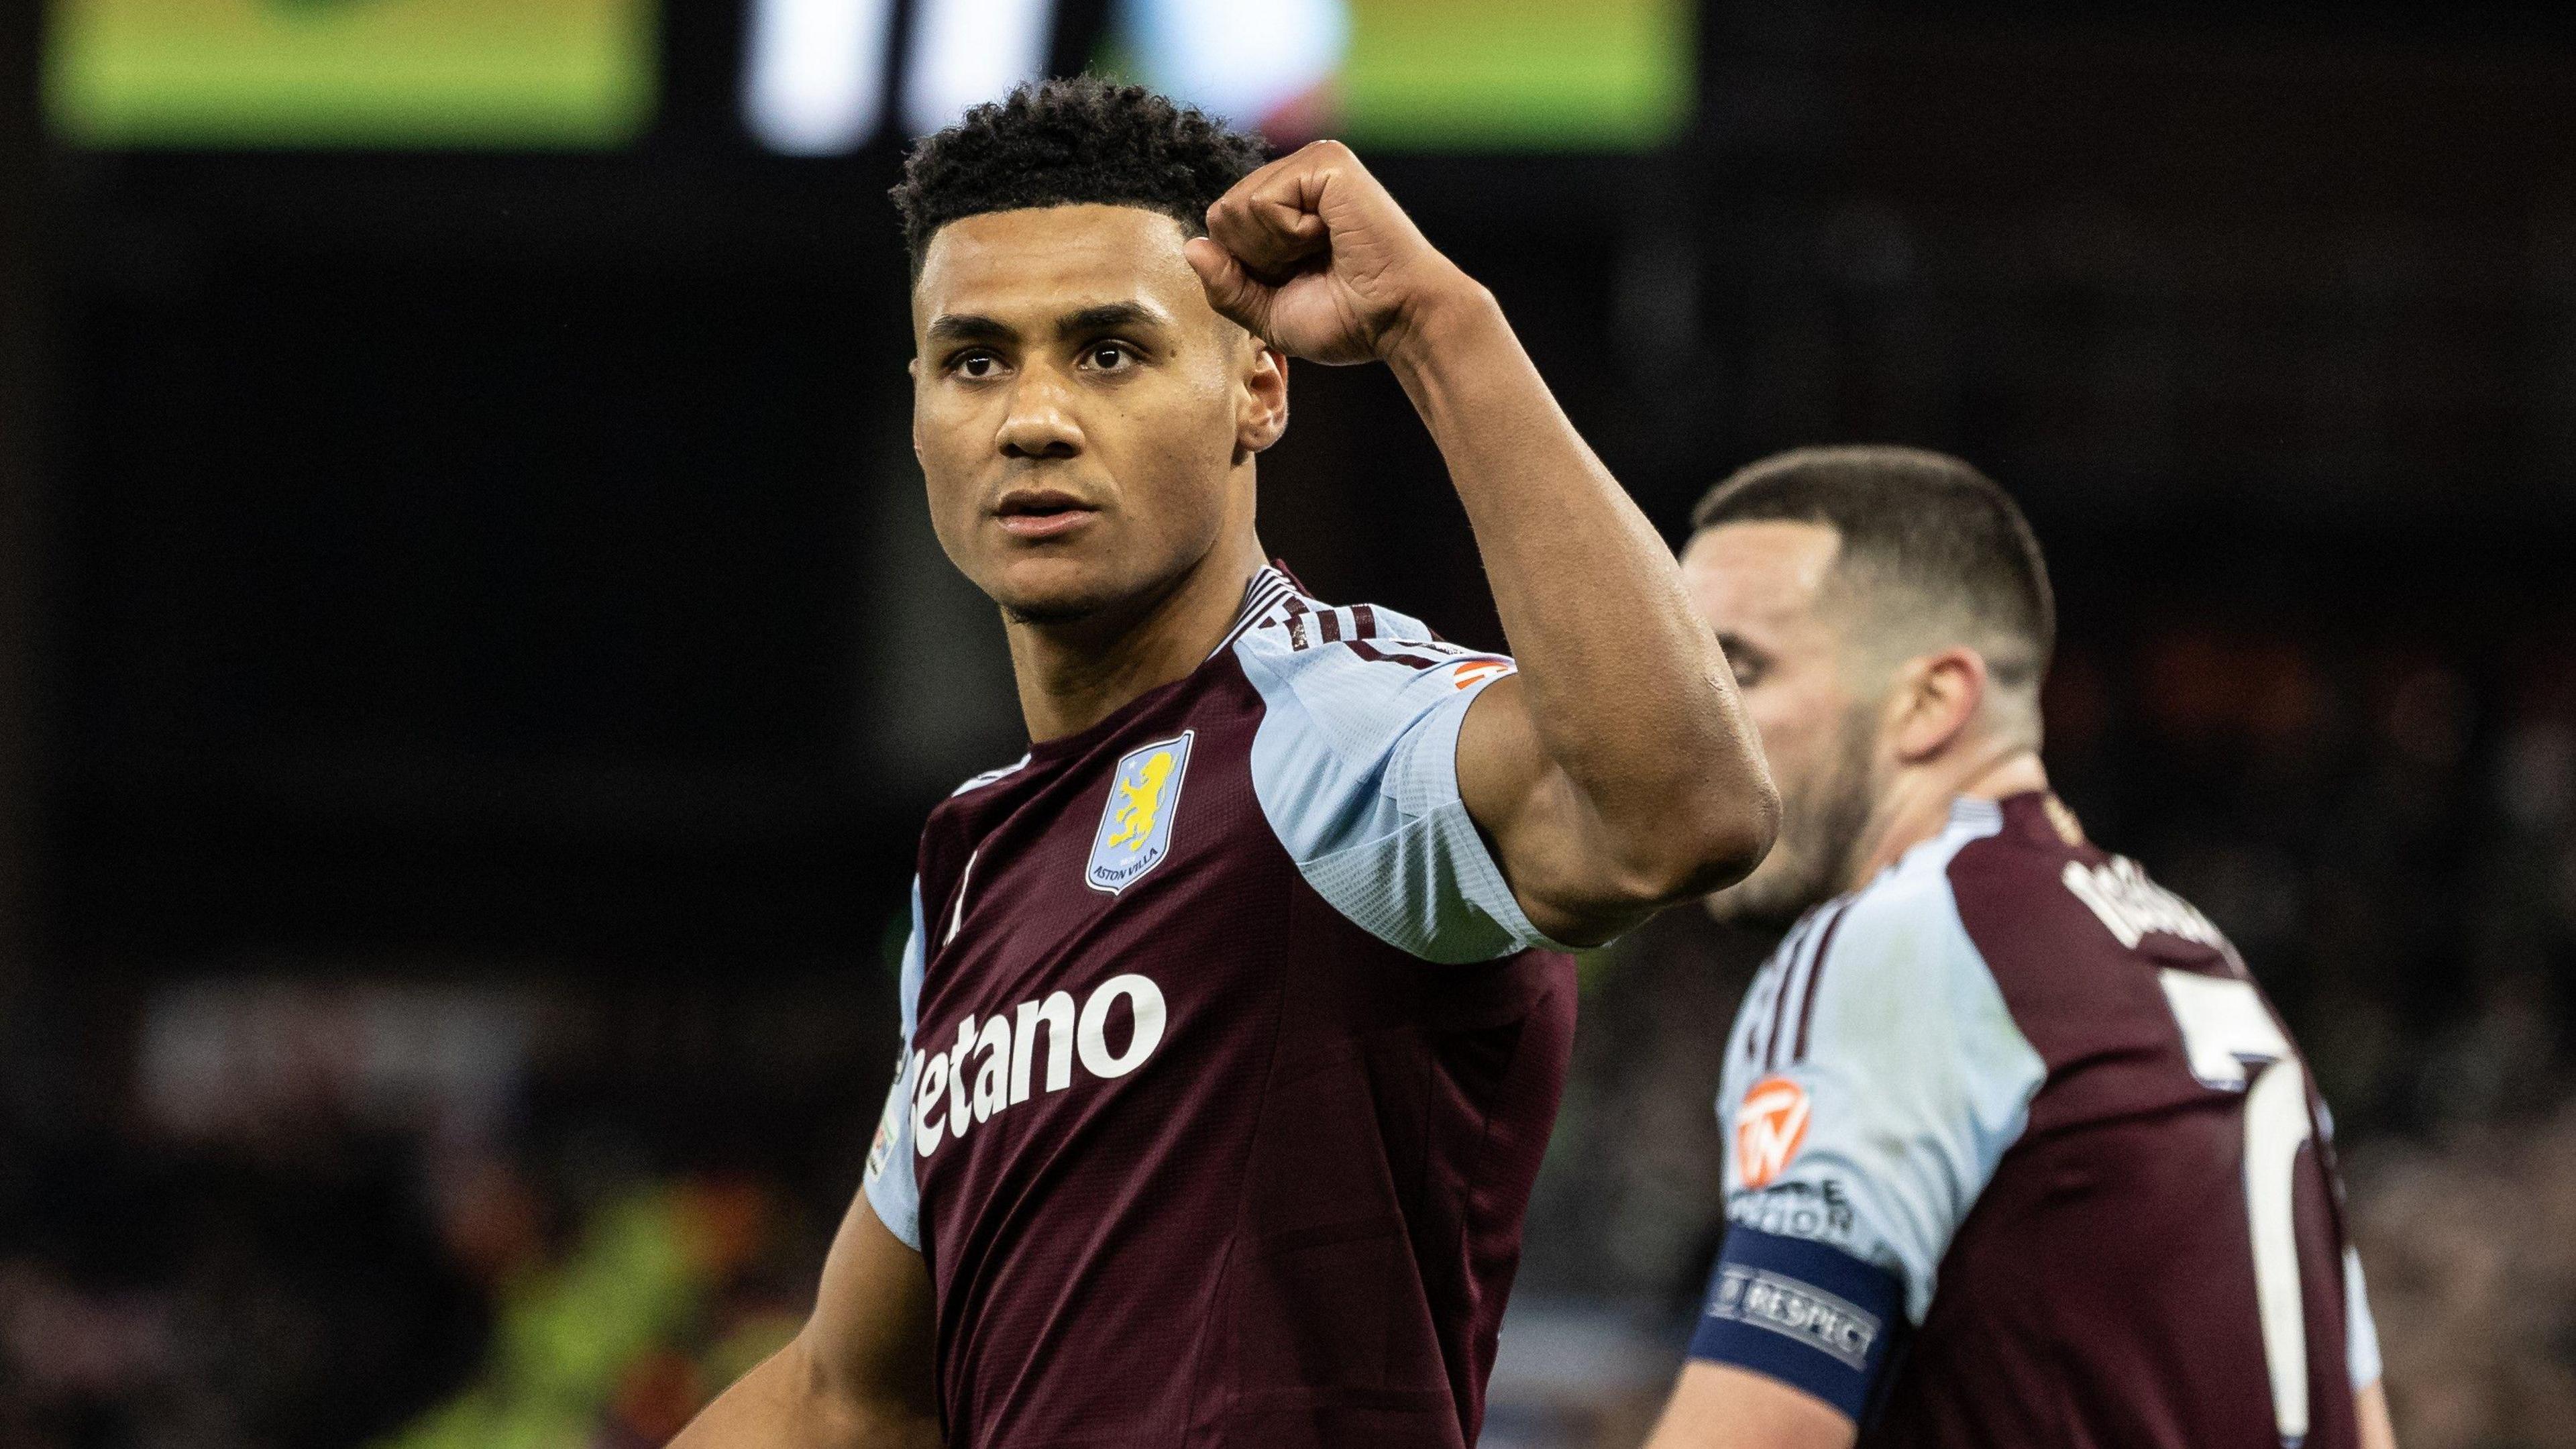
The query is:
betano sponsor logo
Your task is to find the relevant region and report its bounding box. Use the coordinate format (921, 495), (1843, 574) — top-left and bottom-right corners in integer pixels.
(1734, 1073), (1811, 1189)
(912, 973), (1168, 1158)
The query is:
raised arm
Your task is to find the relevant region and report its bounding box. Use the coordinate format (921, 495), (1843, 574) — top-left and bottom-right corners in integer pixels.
(669, 1191), (942, 1449)
(1187, 142), (1776, 946)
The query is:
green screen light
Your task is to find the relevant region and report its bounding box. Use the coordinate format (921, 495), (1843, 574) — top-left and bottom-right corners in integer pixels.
(46, 0), (658, 148)
(1340, 0), (1694, 150)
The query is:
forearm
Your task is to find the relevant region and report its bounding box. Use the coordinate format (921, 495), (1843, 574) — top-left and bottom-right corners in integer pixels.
(1186, 140), (1774, 924)
(1644, 1362), (1856, 1449)
(672, 1333), (941, 1449)
(1387, 285), (1774, 887)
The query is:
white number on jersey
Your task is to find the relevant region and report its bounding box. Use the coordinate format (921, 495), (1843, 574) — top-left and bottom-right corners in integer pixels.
(2158, 969), (2315, 1448)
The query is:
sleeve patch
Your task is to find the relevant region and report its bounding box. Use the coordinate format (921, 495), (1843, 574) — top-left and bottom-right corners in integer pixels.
(859, 878), (928, 1251)
(1710, 852), (2045, 1326)
(1689, 1225), (1900, 1425)
(1237, 605), (1564, 963)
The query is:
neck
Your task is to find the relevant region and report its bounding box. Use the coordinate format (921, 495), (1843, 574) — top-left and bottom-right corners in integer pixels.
(1006, 533), (1267, 741)
(1841, 741), (2049, 892)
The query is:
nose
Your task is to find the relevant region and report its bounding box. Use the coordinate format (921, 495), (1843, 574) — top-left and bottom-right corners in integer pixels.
(997, 372), (1083, 461)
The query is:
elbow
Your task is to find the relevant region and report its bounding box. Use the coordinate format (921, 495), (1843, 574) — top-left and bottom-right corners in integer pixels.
(774, 1331), (941, 1449)
(1721, 780), (1784, 885)
(1683, 774), (1782, 895)
(1611, 772), (1781, 908)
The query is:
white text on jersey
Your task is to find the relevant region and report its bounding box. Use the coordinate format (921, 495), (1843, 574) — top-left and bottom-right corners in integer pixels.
(2061, 856), (2228, 953)
(912, 973), (1168, 1157)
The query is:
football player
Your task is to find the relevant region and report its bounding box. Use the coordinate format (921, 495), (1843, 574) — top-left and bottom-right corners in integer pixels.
(1645, 446), (2394, 1449)
(675, 80), (1777, 1449)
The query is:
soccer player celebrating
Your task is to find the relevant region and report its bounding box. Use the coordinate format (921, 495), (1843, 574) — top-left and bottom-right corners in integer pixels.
(674, 80), (1776, 1449)
(1642, 446), (2395, 1449)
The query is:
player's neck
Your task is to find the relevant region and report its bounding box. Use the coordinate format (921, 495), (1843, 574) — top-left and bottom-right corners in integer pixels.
(1005, 533), (1268, 743)
(1843, 745), (2049, 891)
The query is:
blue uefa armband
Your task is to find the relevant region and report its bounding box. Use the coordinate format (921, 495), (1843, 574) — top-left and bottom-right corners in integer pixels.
(1688, 1225), (1902, 1424)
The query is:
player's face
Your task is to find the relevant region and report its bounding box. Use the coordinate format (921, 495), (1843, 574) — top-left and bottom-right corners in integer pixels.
(910, 204), (1275, 625)
(1682, 521), (1881, 925)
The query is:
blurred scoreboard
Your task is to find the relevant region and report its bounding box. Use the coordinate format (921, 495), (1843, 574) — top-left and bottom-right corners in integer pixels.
(750, 0), (1697, 153)
(45, 0), (1693, 152)
(1344, 0), (1695, 148)
(46, 0), (658, 147)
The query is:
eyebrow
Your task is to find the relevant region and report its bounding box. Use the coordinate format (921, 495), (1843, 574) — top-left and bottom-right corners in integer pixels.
(926, 313), (1015, 346)
(925, 301), (1172, 352)
(1059, 301), (1164, 335)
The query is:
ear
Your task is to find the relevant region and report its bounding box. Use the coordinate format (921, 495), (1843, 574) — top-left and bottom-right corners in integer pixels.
(908, 356), (924, 462)
(1234, 341), (1289, 460)
(1888, 647), (1988, 764)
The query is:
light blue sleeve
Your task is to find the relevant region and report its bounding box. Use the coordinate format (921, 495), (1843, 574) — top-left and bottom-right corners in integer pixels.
(1717, 854), (2045, 1326)
(861, 878), (928, 1251)
(2345, 1248), (2383, 1389)
(1234, 603), (1568, 964)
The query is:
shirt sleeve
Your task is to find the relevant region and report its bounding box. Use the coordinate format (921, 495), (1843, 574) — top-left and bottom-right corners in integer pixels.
(2345, 1247), (2383, 1389)
(1233, 602), (1568, 964)
(861, 878), (928, 1251)
(1690, 871), (2046, 1420)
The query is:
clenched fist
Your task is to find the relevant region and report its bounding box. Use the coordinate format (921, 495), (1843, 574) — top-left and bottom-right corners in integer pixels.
(1184, 141), (1483, 366)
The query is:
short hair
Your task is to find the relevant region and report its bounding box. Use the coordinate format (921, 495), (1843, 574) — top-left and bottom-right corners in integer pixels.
(1690, 445), (2055, 688)
(890, 77), (1269, 273)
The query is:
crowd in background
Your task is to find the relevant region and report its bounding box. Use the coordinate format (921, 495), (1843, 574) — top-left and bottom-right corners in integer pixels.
(2, 614), (2571, 1448)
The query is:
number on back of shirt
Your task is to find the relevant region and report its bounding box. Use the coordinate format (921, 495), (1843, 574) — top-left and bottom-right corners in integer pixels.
(2159, 969), (2315, 1448)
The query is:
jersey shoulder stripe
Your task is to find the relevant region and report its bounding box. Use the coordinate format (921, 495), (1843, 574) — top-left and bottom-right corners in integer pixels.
(1211, 565), (1298, 657)
(1748, 900), (1852, 1073)
(949, 754), (1031, 798)
(945, 568), (1294, 798)
(1717, 798), (2043, 1324)
(1229, 570), (1560, 964)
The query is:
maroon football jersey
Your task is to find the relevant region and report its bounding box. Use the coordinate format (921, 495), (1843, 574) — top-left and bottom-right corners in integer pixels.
(861, 567), (1576, 1448)
(1690, 794), (2381, 1446)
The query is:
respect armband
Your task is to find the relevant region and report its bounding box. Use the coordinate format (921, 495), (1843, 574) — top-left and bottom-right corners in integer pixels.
(1687, 1225), (1903, 1424)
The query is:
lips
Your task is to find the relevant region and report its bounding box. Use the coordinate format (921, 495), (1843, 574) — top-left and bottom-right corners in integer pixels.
(993, 488), (1100, 540)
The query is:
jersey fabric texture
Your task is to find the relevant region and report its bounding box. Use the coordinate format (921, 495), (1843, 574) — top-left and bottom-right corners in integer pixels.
(1691, 792), (2383, 1448)
(860, 566), (1578, 1449)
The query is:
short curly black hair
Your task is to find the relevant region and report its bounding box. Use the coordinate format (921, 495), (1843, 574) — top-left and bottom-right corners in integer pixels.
(891, 76), (1269, 274)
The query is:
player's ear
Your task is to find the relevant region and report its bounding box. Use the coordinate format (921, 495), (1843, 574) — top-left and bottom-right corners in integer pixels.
(1891, 647), (1986, 763)
(1235, 337), (1289, 460)
(908, 360), (925, 464)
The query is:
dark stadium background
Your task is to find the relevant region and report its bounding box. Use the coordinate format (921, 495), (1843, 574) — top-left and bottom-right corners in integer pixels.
(3, 1), (2574, 1444)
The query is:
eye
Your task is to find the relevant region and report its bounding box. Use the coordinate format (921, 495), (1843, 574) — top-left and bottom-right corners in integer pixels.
(1084, 341), (1137, 372)
(949, 350), (1002, 379)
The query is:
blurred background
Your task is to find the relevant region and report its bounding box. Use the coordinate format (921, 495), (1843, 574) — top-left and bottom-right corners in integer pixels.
(1, 0), (2573, 1444)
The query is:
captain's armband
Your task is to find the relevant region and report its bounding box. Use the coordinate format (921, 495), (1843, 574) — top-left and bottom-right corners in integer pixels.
(1687, 1225), (1900, 1424)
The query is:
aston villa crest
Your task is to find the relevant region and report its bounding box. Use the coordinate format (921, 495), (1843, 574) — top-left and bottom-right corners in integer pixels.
(1087, 731), (1193, 894)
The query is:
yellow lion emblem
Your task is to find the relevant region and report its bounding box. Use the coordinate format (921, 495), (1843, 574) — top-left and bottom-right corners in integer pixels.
(1105, 751), (1175, 850)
